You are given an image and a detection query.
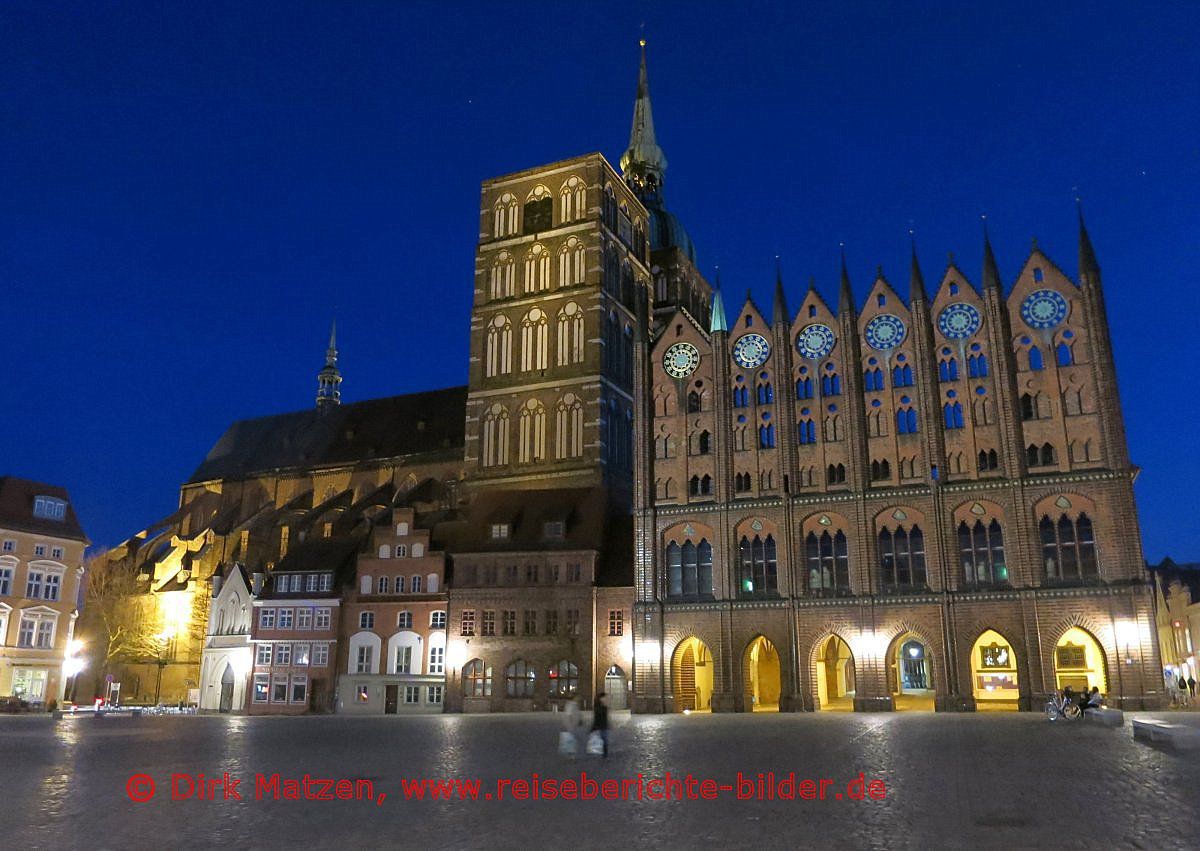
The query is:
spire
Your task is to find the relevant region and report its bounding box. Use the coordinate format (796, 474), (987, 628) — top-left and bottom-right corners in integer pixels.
(838, 245), (855, 313)
(619, 39), (667, 203)
(316, 319), (342, 409)
(909, 233), (928, 302)
(981, 219), (1002, 291)
(710, 271), (728, 333)
(1078, 200), (1101, 286)
(772, 257), (789, 324)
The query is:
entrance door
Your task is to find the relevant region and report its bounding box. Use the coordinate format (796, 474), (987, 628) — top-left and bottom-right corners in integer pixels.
(605, 667), (628, 710)
(219, 663), (234, 713)
(744, 636), (781, 712)
(384, 685), (399, 714)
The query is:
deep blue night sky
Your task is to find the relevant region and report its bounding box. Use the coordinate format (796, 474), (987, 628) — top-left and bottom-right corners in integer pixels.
(3, 1), (1198, 558)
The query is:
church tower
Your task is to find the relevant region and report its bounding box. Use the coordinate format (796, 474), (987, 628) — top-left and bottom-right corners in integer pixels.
(315, 320), (341, 409)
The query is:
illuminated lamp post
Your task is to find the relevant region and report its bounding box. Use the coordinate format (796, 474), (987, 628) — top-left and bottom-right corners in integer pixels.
(153, 628), (176, 706)
(63, 639), (86, 705)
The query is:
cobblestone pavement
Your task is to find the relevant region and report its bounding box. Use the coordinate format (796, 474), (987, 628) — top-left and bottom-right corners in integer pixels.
(2, 711), (1195, 850)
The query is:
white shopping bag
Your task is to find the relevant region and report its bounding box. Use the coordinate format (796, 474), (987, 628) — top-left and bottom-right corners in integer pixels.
(586, 731), (604, 755)
(558, 731), (577, 756)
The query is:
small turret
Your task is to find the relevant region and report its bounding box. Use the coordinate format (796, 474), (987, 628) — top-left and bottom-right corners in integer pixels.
(710, 273), (728, 334)
(316, 320), (342, 409)
(772, 258), (789, 325)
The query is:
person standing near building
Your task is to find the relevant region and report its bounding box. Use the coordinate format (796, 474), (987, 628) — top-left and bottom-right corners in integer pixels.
(590, 692), (609, 758)
(1189, 676), (1197, 701)
(1178, 675), (1190, 707)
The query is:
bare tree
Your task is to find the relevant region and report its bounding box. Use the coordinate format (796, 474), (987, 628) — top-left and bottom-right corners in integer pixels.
(77, 551), (162, 680)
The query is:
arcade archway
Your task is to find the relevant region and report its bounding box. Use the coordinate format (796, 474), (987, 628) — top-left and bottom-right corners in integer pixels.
(887, 632), (935, 711)
(672, 637), (714, 713)
(1054, 626), (1108, 694)
(970, 629), (1020, 711)
(816, 635), (855, 711)
(743, 636), (781, 712)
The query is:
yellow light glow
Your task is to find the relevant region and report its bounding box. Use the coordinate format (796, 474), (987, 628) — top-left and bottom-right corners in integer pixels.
(67, 639), (84, 657)
(230, 649), (253, 678)
(63, 657), (86, 678)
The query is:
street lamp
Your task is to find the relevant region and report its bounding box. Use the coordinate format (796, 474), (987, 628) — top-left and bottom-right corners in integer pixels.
(63, 639), (86, 704)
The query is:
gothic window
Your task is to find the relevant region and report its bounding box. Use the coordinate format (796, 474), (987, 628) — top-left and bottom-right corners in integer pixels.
(558, 237), (587, 287)
(524, 244), (551, 293)
(972, 395), (995, 425)
(1063, 388), (1083, 416)
(796, 376), (813, 399)
(760, 470), (774, 490)
(698, 430), (711, 454)
(892, 364), (914, 387)
(490, 251), (515, 299)
(688, 475), (713, 497)
(977, 449), (999, 471)
(758, 421), (776, 448)
(733, 425), (748, 451)
(1041, 513), (1098, 581)
(868, 410), (887, 437)
(757, 381), (774, 405)
(732, 385), (749, 408)
(806, 530), (849, 595)
(822, 370), (842, 396)
(484, 314), (513, 377)
(481, 404), (510, 467)
(687, 391), (702, 413)
(1056, 342), (1074, 366)
(967, 353), (989, 377)
(493, 193), (518, 237)
(505, 659), (537, 697)
(555, 302), (585, 366)
(1028, 346), (1044, 371)
(1020, 393), (1036, 421)
(797, 418), (816, 444)
(870, 459), (891, 481)
(823, 414), (843, 441)
(863, 367), (884, 392)
(939, 358), (959, 382)
(959, 519), (1007, 586)
(878, 524), (928, 591)
(559, 176), (587, 223)
(463, 659), (493, 697)
(826, 463), (846, 485)
(520, 308), (549, 371)
(555, 393), (584, 459)
(896, 406), (918, 434)
(898, 456), (918, 478)
(734, 472), (751, 492)
(737, 534), (778, 597)
(665, 538), (714, 600)
(943, 402), (964, 429)
(517, 399), (546, 463)
(523, 186), (553, 234)
(1027, 443), (1057, 467)
(949, 451), (965, 474)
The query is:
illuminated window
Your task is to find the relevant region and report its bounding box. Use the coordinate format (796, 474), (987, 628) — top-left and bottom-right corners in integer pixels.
(548, 660), (579, 697)
(463, 659), (492, 697)
(505, 659), (537, 697)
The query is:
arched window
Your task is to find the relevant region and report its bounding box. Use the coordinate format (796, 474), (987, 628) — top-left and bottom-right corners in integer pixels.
(826, 463), (846, 484)
(411, 575), (422, 593)
(1028, 443), (1057, 467)
(698, 430), (711, 454)
(485, 314), (513, 377)
(1028, 346), (1044, 371)
(757, 381), (774, 405)
(758, 422), (776, 448)
(967, 353), (989, 377)
(977, 449), (999, 471)
(863, 367), (884, 392)
(734, 472), (750, 492)
(959, 519), (1007, 586)
(556, 302), (585, 366)
(796, 377), (813, 399)
(732, 386), (748, 408)
(395, 575), (406, 593)
(892, 364), (914, 387)
(822, 371), (842, 396)
(938, 358), (959, 382)
(548, 660), (579, 697)
(555, 393), (584, 459)
(397, 610), (413, 628)
(377, 576), (389, 594)
(737, 534), (778, 596)
(1056, 342), (1074, 366)
(493, 193), (518, 237)
(797, 418), (816, 444)
(943, 402), (964, 429)
(558, 237), (587, 287)
(463, 659), (492, 696)
(523, 186), (552, 234)
(520, 308), (549, 371)
(666, 538), (713, 599)
(481, 404), (510, 467)
(871, 459), (891, 481)
(559, 176), (587, 223)
(1041, 513), (1098, 581)
(878, 524), (928, 591)
(490, 251), (515, 299)
(687, 391), (702, 413)
(896, 407), (918, 434)
(378, 545), (391, 559)
(524, 243), (551, 293)
(504, 660), (537, 698)
(518, 399), (546, 463)
(806, 530), (849, 595)
(1020, 393), (1036, 421)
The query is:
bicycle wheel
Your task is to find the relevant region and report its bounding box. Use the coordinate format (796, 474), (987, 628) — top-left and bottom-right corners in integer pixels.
(1063, 702), (1081, 720)
(1045, 701), (1058, 721)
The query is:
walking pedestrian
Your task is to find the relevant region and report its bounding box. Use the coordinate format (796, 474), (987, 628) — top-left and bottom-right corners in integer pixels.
(590, 691), (610, 758)
(1189, 676), (1196, 699)
(1179, 675), (1190, 707)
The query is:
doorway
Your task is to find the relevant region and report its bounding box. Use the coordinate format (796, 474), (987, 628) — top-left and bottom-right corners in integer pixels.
(971, 629), (1020, 711)
(888, 633), (935, 710)
(816, 635), (855, 711)
(672, 637), (714, 712)
(219, 663), (234, 713)
(744, 636), (781, 712)
(605, 666), (628, 710)
(384, 684), (398, 714)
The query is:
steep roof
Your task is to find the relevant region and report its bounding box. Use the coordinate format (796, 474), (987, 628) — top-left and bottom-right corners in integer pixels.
(0, 476), (89, 543)
(187, 386), (467, 483)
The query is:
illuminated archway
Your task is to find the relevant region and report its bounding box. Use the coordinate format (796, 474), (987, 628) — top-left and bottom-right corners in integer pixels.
(887, 632), (935, 711)
(672, 637), (714, 713)
(1054, 626), (1108, 694)
(970, 629), (1020, 711)
(815, 635), (855, 711)
(743, 636), (781, 712)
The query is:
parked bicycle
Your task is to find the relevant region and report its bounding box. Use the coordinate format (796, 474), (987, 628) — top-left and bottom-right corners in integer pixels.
(1045, 690), (1082, 721)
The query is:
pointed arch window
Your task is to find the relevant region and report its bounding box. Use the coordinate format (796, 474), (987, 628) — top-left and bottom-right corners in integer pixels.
(734, 472), (751, 492)
(523, 185), (552, 234)
(892, 364), (914, 387)
(697, 430), (711, 454)
(1056, 342), (1074, 366)
(822, 370), (842, 396)
(520, 308), (549, 371)
(481, 404), (510, 467)
(943, 402), (964, 429)
(559, 176), (587, 223)
(967, 353), (989, 377)
(688, 475), (713, 497)
(485, 314), (513, 377)
(896, 406), (919, 434)
(554, 393), (585, 459)
(863, 368), (884, 392)
(518, 399), (546, 463)
(806, 530), (849, 596)
(1027, 443), (1057, 468)
(797, 418), (816, 444)
(1028, 346), (1044, 371)
(666, 538), (713, 600)
(490, 251), (515, 299)
(878, 524), (928, 592)
(556, 302), (585, 366)
(757, 381), (774, 405)
(737, 534), (778, 597)
(938, 358), (959, 382)
(870, 459), (891, 481)
(732, 385), (748, 408)
(826, 463), (846, 485)
(558, 237), (587, 287)
(524, 244), (551, 293)
(796, 376), (813, 399)
(959, 519), (1007, 586)
(977, 448), (999, 471)
(758, 422), (776, 448)
(493, 193), (518, 237)
(1041, 513), (1098, 582)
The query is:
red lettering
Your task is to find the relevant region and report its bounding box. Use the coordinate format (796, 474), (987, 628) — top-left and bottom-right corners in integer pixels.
(560, 779), (577, 799)
(700, 779), (718, 800)
(847, 772), (865, 800)
(601, 780), (619, 800)
(868, 779), (887, 800)
(819, 778), (834, 799)
(511, 780), (529, 800)
(736, 772), (754, 799)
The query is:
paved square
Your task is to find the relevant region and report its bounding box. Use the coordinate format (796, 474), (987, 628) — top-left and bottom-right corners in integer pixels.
(2, 711), (1195, 850)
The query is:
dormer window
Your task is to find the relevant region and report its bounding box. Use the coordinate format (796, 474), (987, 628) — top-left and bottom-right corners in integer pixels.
(491, 523), (510, 540)
(544, 521), (565, 540)
(33, 497), (67, 521)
